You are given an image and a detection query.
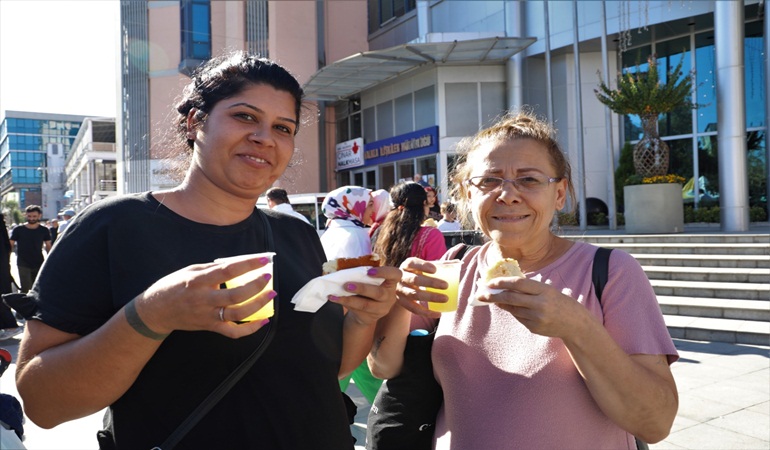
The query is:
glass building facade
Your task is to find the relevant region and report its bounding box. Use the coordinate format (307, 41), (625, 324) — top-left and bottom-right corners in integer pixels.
(620, 16), (765, 210)
(0, 112), (85, 212)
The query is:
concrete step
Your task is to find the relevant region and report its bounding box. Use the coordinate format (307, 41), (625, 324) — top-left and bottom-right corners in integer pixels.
(658, 295), (770, 322)
(632, 253), (770, 269)
(643, 265), (770, 284)
(664, 314), (770, 346)
(602, 243), (770, 256)
(651, 279), (769, 300)
(564, 233), (769, 245)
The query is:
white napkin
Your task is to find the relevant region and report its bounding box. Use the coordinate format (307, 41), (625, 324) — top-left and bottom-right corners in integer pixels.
(292, 267), (381, 313)
(471, 279), (503, 306)
(471, 273), (549, 306)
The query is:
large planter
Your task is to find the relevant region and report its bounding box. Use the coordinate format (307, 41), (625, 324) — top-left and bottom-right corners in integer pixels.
(624, 183), (684, 234)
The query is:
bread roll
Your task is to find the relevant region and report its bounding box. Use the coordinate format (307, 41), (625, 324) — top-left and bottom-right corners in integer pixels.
(484, 258), (524, 282)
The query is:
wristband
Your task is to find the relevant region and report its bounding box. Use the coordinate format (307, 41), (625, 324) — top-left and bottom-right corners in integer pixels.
(124, 298), (170, 341)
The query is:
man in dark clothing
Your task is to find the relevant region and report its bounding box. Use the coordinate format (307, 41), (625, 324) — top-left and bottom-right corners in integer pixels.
(0, 213), (21, 340)
(9, 205), (51, 294)
(48, 219), (59, 244)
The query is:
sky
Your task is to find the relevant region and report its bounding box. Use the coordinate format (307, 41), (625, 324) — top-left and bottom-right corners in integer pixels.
(0, 0), (119, 118)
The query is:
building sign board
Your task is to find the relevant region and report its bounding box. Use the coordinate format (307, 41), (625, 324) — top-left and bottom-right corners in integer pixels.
(362, 126), (439, 167)
(335, 138), (365, 170)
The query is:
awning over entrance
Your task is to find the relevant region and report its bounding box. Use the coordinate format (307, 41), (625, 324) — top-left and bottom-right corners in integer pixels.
(303, 36), (537, 101)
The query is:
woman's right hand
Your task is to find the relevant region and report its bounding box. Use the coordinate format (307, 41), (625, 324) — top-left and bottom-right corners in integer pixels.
(395, 257), (446, 319)
(137, 254), (274, 339)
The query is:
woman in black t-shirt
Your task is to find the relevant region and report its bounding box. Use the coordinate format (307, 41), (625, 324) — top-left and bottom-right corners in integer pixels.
(15, 52), (400, 450)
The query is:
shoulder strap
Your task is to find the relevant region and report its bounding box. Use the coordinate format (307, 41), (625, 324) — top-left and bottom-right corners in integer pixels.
(591, 246), (613, 309)
(157, 210), (277, 450)
(453, 243), (472, 260)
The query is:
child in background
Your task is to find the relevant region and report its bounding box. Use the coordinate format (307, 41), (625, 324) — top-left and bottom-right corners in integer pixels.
(437, 201), (461, 232)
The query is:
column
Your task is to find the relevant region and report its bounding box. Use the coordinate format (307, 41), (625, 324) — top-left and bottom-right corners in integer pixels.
(715, 1), (749, 231)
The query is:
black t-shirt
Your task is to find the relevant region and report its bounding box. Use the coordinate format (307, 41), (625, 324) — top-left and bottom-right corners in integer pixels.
(30, 193), (354, 449)
(10, 224), (51, 268)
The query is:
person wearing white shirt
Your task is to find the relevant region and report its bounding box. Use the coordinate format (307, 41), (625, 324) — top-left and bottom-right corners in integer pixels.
(437, 201), (462, 232)
(265, 187), (311, 225)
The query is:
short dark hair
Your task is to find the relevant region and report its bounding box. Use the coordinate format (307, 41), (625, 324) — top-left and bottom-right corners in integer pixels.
(265, 187), (290, 204)
(24, 205), (42, 214)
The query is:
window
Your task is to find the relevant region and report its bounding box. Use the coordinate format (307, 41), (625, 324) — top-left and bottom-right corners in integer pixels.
(414, 86), (435, 130)
(376, 101), (394, 140)
(445, 83), (479, 137)
(368, 0), (416, 33)
(179, 0), (211, 76)
(394, 94), (413, 135)
(335, 98), (362, 142)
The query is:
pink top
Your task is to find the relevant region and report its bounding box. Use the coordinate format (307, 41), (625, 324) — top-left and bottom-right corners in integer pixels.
(409, 227), (447, 261)
(427, 241), (678, 449)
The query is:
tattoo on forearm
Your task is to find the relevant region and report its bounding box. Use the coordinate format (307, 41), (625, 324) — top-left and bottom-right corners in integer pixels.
(372, 336), (386, 357)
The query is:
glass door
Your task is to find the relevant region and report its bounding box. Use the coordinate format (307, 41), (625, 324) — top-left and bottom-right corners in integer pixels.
(352, 168), (377, 190)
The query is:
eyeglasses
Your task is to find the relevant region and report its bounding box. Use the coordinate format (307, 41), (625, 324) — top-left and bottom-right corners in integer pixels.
(467, 175), (562, 193)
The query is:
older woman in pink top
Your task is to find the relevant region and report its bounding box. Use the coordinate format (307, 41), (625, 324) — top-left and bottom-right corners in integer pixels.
(370, 111), (678, 449)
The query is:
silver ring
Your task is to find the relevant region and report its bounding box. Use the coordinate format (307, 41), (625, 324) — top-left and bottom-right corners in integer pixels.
(218, 307), (226, 322)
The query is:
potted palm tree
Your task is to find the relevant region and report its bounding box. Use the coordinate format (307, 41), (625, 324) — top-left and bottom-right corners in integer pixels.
(595, 53), (697, 233)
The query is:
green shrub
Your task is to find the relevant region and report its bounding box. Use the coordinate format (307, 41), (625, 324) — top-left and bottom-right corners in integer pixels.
(750, 206), (768, 222)
(558, 212), (577, 226)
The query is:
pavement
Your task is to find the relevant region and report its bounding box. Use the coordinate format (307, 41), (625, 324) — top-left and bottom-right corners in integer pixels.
(1, 223), (768, 448)
(3, 335), (765, 449)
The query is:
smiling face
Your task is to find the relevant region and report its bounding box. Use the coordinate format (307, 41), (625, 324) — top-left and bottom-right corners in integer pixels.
(467, 138), (567, 254)
(187, 83), (298, 201)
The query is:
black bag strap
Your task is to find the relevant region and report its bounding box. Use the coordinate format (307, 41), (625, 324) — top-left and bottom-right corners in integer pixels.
(591, 246), (613, 308)
(589, 246), (649, 450)
(155, 209), (277, 450)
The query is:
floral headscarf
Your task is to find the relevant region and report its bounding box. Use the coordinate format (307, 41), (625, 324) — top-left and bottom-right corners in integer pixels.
(322, 186), (372, 228)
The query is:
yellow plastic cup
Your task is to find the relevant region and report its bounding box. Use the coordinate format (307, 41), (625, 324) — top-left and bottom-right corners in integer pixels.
(215, 252), (275, 322)
(425, 259), (462, 313)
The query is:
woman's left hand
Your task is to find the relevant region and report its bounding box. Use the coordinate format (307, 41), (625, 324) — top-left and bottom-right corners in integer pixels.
(329, 266), (401, 327)
(476, 276), (589, 338)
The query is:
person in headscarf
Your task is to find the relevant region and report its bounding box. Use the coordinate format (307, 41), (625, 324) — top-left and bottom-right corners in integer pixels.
(320, 185), (374, 261)
(367, 189), (391, 238)
(320, 185), (384, 407)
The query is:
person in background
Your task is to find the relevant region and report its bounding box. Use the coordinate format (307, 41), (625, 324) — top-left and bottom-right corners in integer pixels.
(57, 209), (75, 236)
(412, 173), (429, 188)
(367, 189), (391, 238)
(424, 186), (441, 221)
(0, 214), (21, 341)
(371, 111), (678, 449)
(265, 187), (311, 225)
(48, 219), (59, 244)
(372, 182), (446, 268)
(319, 186), (385, 407)
(320, 186), (374, 261)
(436, 201), (461, 232)
(15, 52), (400, 449)
(9, 205), (51, 293)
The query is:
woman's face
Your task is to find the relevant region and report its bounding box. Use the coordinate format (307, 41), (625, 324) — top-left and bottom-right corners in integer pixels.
(467, 138), (566, 251)
(363, 195), (375, 226)
(188, 83), (298, 200)
(426, 190), (436, 206)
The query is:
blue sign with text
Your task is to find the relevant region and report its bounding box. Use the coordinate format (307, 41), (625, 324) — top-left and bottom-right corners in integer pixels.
(362, 126), (439, 167)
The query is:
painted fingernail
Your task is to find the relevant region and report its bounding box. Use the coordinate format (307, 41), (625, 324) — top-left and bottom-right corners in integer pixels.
(367, 268), (378, 276)
(345, 283), (357, 292)
(328, 295), (341, 302)
(267, 291), (277, 299)
(263, 273), (272, 282)
(259, 257), (271, 264)
(259, 319), (270, 326)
